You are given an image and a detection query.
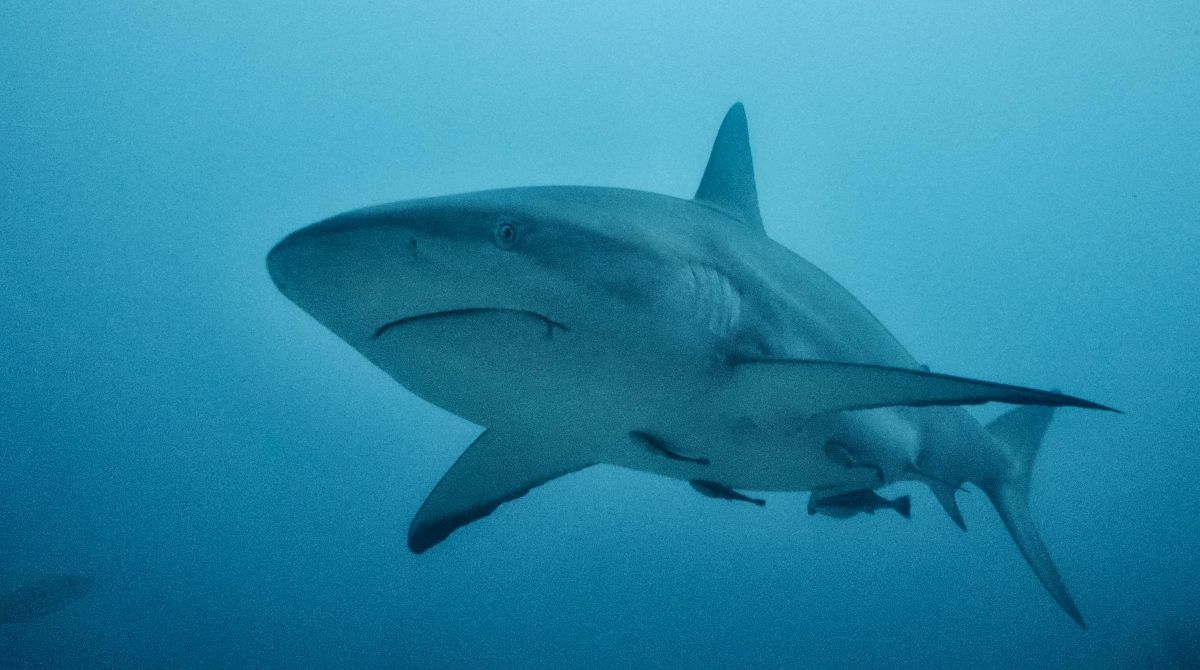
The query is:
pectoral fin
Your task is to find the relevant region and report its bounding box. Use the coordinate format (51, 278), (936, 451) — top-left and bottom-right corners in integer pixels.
(726, 359), (1115, 422)
(408, 429), (594, 554)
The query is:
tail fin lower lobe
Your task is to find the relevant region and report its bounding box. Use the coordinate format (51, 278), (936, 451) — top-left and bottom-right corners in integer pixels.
(982, 405), (1085, 627)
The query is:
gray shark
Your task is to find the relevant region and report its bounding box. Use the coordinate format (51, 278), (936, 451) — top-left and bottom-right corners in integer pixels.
(267, 104), (1114, 626)
(0, 574), (93, 624)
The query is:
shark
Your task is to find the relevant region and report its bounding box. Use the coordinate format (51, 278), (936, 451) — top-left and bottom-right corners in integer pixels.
(267, 103), (1114, 626)
(0, 574), (93, 624)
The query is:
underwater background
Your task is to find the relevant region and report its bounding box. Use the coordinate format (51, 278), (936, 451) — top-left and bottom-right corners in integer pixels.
(2, 2), (1198, 668)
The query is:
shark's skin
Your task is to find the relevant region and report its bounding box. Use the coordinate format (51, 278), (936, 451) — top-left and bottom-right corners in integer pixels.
(268, 104), (1113, 626)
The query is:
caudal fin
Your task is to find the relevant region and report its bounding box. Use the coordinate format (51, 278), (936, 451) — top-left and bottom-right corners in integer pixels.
(983, 405), (1085, 627)
(892, 495), (912, 519)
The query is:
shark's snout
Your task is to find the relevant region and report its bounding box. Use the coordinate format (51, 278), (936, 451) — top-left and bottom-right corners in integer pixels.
(268, 199), (504, 304)
(267, 204), (463, 339)
(266, 229), (311, 295)
(266, 209), (388, 296)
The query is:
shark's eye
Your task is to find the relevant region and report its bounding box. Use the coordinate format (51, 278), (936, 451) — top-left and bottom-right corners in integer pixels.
(493, 220), (519, 249)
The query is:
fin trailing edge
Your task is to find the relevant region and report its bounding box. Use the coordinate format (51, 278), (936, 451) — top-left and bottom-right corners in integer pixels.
(408, 429), (594, 554)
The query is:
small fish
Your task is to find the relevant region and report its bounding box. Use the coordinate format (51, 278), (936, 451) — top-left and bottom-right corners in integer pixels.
(631, 431), (710, 465)
(0, 574), (94, 624)
(689, 480), (766, 506)
(807, 490), (911, 520)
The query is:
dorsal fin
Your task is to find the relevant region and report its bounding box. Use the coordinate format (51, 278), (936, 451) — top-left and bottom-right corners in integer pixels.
(694, 103), (764, 232)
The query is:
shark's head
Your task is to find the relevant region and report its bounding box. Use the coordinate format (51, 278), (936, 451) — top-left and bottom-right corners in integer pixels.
(267, 189), (668, 344)
(267, 187), (681, 425)
(267, 104), (764, 426)
(270, 193), (529, 339)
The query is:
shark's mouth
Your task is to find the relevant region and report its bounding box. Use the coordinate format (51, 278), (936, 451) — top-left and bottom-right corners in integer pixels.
(372, 308), (570, 340)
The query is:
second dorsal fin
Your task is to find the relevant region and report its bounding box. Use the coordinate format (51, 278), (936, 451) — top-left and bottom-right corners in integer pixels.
(694, 103), (764, 232)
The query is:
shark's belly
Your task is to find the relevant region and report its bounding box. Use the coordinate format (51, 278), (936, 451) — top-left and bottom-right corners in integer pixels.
(605, 406), (912, 492)
(364, 308), (929, 494)
(363, 309), (597, 428)
(363, 308), (712, 434)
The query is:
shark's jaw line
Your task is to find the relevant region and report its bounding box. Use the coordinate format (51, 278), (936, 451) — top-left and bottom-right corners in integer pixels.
(372, 308), (570, 340)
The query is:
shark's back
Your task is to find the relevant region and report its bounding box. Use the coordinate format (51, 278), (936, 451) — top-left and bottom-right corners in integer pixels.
(494, 183), (921, 369)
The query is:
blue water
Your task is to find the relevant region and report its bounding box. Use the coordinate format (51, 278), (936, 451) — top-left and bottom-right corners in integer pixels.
(2, 3), (1198, 668)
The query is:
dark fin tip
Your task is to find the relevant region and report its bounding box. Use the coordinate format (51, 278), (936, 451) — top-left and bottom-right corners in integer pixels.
(408, 497), (505, 554)
(1081, 399), (1121, 413)
(1056, 390), (1119, 413)
(409, 473), (558, 554)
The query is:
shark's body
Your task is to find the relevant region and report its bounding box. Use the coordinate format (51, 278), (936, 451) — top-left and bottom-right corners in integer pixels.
(268, 104), (1112, 626)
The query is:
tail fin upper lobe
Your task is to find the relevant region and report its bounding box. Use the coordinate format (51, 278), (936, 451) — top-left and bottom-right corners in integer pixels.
(982, 405), (1085, 627)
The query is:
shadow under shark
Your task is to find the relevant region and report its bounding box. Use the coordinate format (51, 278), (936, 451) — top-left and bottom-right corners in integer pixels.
(268, 104), (1115, 626)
